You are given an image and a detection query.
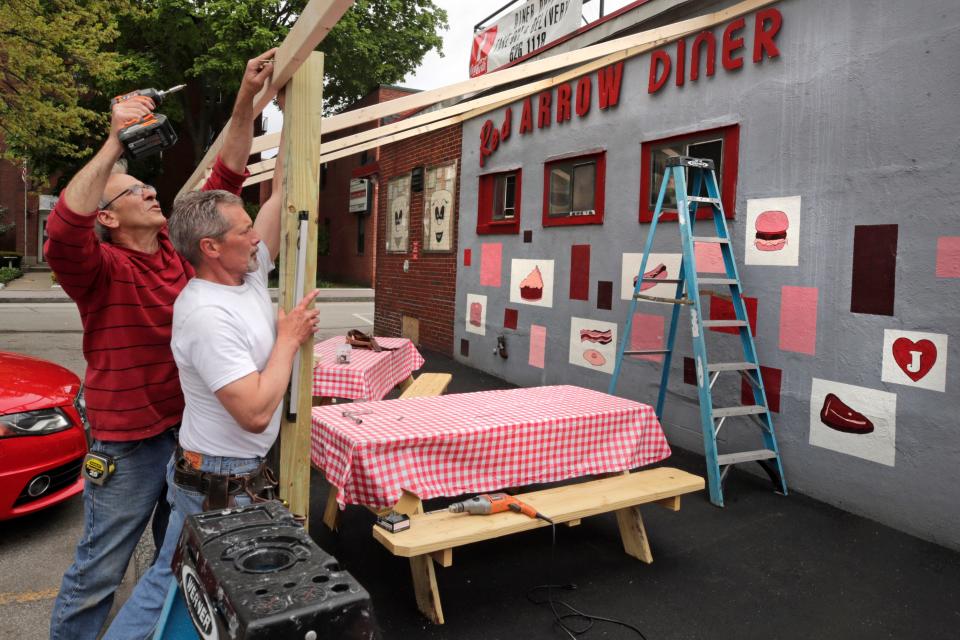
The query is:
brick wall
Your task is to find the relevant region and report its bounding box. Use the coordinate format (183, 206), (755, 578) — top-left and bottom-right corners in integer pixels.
(316, 86), (420, 287)
(374, 123), (462, 356)
(0, 155), (39, 259)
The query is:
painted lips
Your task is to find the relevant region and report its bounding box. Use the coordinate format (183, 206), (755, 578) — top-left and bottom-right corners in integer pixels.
(755, 210), (788, 251)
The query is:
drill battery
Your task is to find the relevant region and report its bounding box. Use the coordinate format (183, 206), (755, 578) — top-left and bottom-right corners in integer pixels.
(111, 85), (185, 161)
(117, 114), (178, 161)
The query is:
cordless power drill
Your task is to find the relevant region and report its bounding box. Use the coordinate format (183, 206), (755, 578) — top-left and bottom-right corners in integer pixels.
(110, 84), (186, 160)
(448, 493), (553, 523)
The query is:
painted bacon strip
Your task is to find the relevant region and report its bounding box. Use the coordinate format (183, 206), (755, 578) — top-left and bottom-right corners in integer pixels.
(580, 329), (613, 344)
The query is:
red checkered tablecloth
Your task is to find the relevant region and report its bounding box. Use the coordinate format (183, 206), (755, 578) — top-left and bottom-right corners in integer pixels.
(310, 385), (671, 509)
(312, 336), (424, 401)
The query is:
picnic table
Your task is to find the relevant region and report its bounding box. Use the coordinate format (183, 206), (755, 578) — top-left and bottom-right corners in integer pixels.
(312, 335), (424, 402)
(310, 385), (703, 623)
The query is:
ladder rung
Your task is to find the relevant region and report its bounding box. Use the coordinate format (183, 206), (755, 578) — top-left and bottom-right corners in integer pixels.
(640, 277), (683, 284)
(687, 196), (721, 205)
(697, 278), (738, 286)
(692, 236), (730, 244)
(624, 349), (672, 356)
(702, 320), (747, 328)
(634, 293), (692, 305)
(707, 362), (758, 372)
(712, 405), (767, 418)
(717, 449), (778, 466)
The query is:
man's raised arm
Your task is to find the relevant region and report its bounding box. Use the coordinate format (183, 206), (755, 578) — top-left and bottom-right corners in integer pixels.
(219, 48), (279, 175)
(62, 97), (155, 215)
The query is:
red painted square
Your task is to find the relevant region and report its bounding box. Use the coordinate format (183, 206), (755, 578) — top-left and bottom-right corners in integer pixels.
(463, 248), (472, 267)
(741, 365), (782, 413)
(460, 339), (469, 357)
(504, 308), (518, 330)
(683, 357), (697, 385)
(597, 281), (613, 310)
(936, 236), (960, 278)
(629, 313), (665, 362)
(570, 245), (590, 301)
(709, 294), (758, 335)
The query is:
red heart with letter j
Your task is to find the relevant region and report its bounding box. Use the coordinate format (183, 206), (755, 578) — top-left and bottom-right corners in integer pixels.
(892, 338), (937, 381)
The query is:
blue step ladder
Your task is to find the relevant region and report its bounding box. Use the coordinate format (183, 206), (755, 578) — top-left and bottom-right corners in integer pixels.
(609, 156), (787, 507)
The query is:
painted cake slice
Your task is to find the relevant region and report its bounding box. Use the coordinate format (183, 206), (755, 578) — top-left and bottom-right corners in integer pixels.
(469, 302), (482, 326)
(819, 393), (874, 434)
(520, 266), (544, 300)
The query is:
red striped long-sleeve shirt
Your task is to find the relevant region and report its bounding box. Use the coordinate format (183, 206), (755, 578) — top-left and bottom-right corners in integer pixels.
(44, 158), (246, 441)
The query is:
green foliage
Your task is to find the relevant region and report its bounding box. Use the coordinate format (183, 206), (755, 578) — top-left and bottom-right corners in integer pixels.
(0, 0), (147, 181)
(0, 266), (23, 284)
(318, 0), (447, 113)
(2, 0), (447, 185)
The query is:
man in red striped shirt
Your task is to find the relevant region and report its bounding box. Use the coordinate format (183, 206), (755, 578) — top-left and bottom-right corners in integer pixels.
(46, 49), (278, 640)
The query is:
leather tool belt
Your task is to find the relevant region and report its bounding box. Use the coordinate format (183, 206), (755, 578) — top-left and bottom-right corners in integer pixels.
(173, 448), (279, 511)
(346, 329), (397, 352)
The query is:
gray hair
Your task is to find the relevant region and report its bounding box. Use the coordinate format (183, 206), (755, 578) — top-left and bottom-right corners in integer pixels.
(95, 160), (131, 243)
(168, 190), (242, 267)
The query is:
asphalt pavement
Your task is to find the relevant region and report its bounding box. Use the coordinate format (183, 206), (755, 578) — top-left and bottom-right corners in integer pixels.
(3, 295), (960, 639)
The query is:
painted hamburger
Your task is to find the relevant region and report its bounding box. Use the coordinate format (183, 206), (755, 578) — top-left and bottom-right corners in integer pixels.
(754, 210), (789, 252)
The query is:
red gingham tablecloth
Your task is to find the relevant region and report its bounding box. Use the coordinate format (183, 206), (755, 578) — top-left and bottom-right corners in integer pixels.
(312, 336), (424, 401)
(310, 385), (672, 509)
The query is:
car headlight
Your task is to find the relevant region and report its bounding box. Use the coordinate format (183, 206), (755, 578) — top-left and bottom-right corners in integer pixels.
(0, 408), (72, 438)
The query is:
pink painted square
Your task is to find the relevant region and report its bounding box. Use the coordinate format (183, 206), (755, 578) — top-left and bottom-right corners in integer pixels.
(629, 313), (665, 362)
(529, 324), (546, 368)
(695, 242), (725, 274)
(936, 237), (960, 277)
(479, 243), (502, 287)
(779, 286), (817, 355)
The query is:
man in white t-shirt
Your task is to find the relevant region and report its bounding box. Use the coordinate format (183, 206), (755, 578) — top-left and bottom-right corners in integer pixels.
(104, 130), (320, 638)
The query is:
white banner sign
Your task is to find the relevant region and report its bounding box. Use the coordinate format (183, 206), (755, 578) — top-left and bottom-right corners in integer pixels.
(470, 0), (582, 78)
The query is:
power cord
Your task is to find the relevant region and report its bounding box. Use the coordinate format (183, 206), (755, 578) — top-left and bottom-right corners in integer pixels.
(526, 521), (648, 639)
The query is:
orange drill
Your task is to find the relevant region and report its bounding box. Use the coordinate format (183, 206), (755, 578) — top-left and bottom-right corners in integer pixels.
(448, 493), (553, 523)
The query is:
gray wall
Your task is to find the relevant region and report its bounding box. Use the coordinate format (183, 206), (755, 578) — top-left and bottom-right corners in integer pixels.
(453, 0), (960, 549)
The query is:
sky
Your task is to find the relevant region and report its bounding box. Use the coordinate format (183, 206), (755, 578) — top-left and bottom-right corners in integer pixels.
(262, 0), (637, 137)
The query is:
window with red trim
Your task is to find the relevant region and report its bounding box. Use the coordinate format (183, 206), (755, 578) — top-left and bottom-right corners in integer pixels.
(477, 169), (521, 235)
(639, 124), (739, 222)
(542, 151), (605, 227)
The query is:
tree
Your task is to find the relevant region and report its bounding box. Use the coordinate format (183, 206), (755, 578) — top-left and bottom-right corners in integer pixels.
(0, 0), (146, 180)
(1, 0), (447, 185)
(115, 0), (448, 165)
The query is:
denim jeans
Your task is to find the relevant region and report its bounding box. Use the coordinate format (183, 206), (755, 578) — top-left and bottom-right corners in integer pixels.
(102, 451), (263, 640)
(49, 429), (177, 640)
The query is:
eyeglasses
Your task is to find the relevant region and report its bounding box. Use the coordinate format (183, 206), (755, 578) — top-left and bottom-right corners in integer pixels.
(101, 183), (157, 210)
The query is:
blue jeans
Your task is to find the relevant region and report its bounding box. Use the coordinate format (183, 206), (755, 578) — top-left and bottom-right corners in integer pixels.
(103, 451), (263, 640)
(50, 429), (177, 640)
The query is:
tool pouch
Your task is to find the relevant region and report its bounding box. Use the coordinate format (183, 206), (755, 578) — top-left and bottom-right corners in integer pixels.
(346, 330), (397, 352)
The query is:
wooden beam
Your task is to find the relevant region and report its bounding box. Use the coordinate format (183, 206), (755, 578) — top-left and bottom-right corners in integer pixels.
(320, 0), (777, 136)
(242, 170), (274, 188)
(177, 0), (353, 196)
(241, 0), (776, 178)
(251, 132), (281, 154)
(277, 52), (324, 530)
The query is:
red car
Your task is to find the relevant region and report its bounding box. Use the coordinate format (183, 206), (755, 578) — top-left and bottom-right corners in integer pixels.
(0, 351), (88, 520)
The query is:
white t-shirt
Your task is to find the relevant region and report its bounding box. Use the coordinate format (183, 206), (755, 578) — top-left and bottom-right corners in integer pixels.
(172, 243), (278, 458)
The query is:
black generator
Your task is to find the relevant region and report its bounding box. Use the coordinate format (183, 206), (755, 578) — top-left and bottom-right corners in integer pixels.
(171, 500), (377, 640)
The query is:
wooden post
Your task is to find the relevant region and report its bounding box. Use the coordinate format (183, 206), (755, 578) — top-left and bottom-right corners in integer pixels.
(278, 51), (324, 529)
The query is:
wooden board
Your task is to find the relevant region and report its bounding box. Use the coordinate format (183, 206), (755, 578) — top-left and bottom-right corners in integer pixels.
(372, 467), (704, 557)
(177, 0), (353, 196)
(277, 52), (324, 530)
(399, 373), (453, 399)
